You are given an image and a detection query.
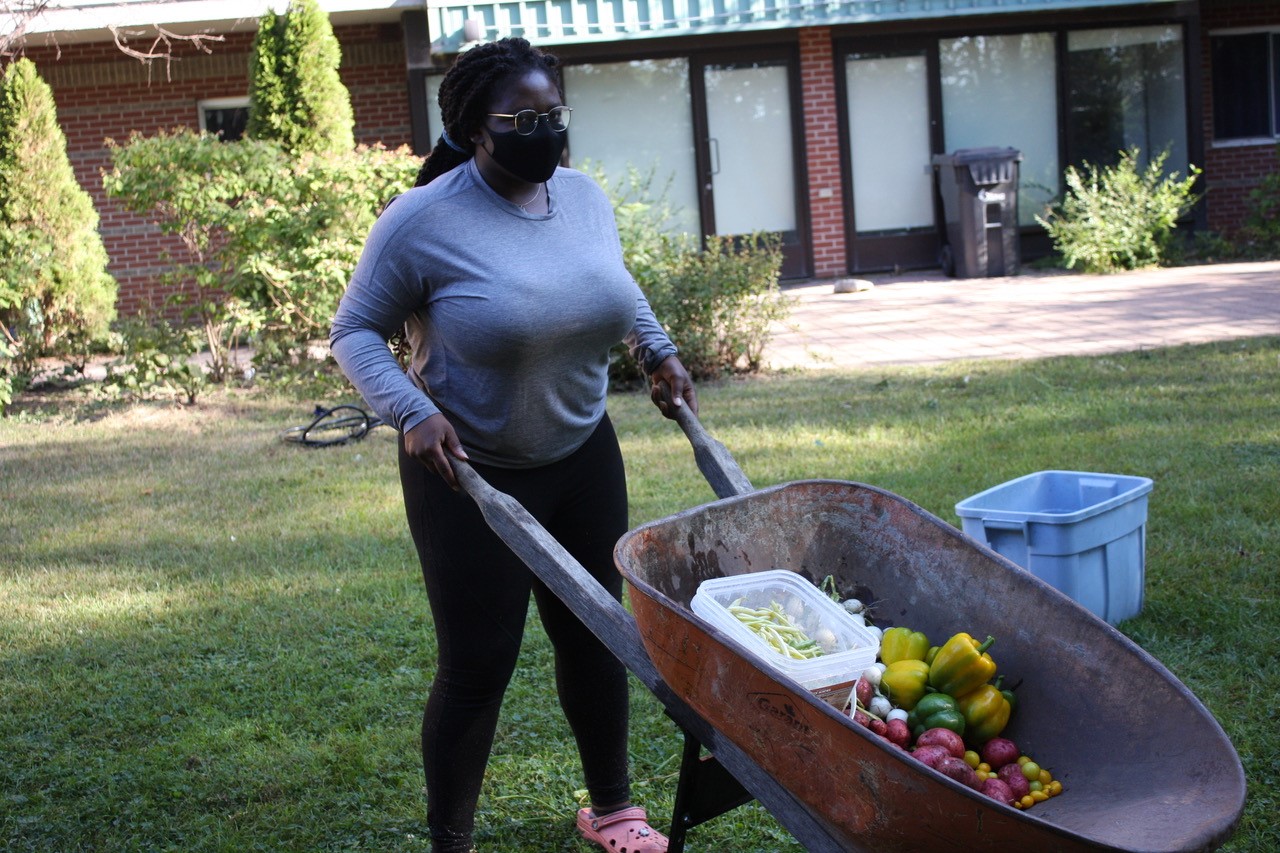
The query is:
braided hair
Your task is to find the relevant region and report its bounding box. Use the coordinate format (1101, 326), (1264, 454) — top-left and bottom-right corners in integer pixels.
(415, 38), (562, 188)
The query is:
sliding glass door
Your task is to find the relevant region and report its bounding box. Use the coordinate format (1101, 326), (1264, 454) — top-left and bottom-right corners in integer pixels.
(843, 49), (939, 270)
(697, 53), (809, 279)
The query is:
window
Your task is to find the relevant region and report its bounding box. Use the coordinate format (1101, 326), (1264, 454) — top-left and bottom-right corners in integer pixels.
(427, 60), (701, 233)
(939, 33), (1059, 225)
(1066, 26), (1188, 175)
(845, 51), (934, 233)
(199, 97), (250, 141)
(562, 59), (699, 234)
(1210, 32), (1279, 142)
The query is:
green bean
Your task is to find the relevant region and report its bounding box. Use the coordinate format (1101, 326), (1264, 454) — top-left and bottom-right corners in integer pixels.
(728, 598), (824, 659)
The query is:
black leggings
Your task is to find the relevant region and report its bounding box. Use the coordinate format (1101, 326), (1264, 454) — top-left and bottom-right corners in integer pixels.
(399, 415), (632, 852)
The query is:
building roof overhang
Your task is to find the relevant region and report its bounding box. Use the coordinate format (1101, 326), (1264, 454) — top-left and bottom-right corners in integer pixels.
(426, 0), (1185, 55)
(11, 0), (420, 45)
(9, 0), (1185, 52)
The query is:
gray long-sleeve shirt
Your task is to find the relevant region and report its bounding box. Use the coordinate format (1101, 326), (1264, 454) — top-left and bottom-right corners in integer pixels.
(330, 159), (677, 468)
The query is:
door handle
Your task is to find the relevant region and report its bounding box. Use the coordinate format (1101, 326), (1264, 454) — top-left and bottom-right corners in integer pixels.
(708, 137), (720, 177)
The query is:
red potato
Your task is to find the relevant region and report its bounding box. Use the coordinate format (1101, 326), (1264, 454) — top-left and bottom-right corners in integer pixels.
(851, 709), (872, 728)
(998, 762), (1031, 799)
(909, 744), (952, 770)
(980, 777), (1017, 805)
(915, 727), (966, 759)
(868, 718), (889, 738)
(885, 719), (911, 749)
(935, 756), (981, 790)
(854, 676), (874, 709)
(980, 737), (1020, 770)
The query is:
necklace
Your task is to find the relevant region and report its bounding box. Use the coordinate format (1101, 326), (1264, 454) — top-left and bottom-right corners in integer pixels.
(514, 183), (543, 212)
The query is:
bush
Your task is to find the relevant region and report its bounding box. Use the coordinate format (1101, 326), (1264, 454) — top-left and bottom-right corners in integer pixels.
(0, 58), (116, 366)
(103, 129), (419, 377)
(224, 144), (420, 351)
(103, 314), (211, 405)
(0, 334), (22, 415)
(643, 233), (789, 377)
(103, 129), (278, 381)
(1036, 147), (1200, 273)
(598, 167), (791, 381)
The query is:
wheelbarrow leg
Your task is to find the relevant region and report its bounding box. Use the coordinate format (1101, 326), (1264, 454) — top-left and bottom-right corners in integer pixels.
(667, 723), (754, 853)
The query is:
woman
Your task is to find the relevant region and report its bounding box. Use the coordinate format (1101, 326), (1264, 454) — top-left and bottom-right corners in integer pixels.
(330, 37), (693, 853)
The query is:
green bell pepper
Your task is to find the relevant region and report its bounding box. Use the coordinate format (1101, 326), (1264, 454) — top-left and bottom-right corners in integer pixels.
(907, 691), (966, 739)
(880, 626), (930, 665)
(997, 675), (1018, 716)
(928, 633), (997, 698)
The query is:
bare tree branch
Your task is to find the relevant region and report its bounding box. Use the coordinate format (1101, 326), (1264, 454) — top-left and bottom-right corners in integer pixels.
(108, 23), (224, 82)
(2, 1), (225, 72)
(1, 0), (53, 60)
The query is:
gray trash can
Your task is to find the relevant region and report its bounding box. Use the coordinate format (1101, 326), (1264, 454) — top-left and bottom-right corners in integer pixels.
(932, 147), (1022, 278)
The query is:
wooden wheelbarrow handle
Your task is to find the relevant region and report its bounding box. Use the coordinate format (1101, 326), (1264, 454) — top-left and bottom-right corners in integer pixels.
(666, 392), (753, 500)
(452, 456), (846, 853)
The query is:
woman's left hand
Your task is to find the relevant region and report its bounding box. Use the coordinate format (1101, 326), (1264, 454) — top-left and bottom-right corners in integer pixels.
(649, 356), (698, 419)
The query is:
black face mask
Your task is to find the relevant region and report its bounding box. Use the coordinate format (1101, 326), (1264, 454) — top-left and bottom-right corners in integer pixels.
(484, 121), (566, 184)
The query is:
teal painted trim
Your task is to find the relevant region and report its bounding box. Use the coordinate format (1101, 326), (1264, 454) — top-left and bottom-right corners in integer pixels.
(427, 0), (1180, 54)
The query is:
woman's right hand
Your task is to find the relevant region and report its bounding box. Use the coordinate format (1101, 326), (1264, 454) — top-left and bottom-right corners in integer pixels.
(404, 413), (469, 490)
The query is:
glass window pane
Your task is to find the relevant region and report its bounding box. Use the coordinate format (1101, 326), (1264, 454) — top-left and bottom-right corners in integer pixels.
(1067, 26), (1188, 175)
(1210, 33), (1269, 140)
(426, 74), (444, 143)
(846, 53), (934, 233)
(562, 59), (699, 233)
(704, 62), (796, 235)
(199, 98), (249, 142)
(940, 33), (1058, 225)
(205, 107), (248, 141)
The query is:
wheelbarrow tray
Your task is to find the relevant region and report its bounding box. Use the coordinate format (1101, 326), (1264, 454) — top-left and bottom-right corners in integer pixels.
(615, 478), (1245, 853)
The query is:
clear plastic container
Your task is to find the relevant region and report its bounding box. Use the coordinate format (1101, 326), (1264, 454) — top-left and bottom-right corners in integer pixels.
(691, 569), (880, 708)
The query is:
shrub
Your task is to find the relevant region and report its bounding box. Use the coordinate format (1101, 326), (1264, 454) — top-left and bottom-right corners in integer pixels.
(0, 334), (20, 415)
(103, 314), (211, 405)
(597, 167), (791, 381)
(223, 144), (419, 351)
(103, 129), (278, 381)
(0, 58), (116, 365)
(103, 129), (420, 375)
(1036, 147), (1200, 273)
(246, 0), (354, 156)
(644, 233), (789, 377)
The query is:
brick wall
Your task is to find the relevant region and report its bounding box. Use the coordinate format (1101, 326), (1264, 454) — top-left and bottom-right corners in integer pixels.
(1200, 0), (1280, 237)
(23, 23), (413, 317)
(798, 27), (848, 279)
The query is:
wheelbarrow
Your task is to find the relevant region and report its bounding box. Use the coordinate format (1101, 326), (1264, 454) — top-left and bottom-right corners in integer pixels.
(454, 404), (1245, 852)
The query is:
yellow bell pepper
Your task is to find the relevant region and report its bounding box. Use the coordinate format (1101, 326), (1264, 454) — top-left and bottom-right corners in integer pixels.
(928, 633), (997, 698)
(881, 659), (931, 710)
(879, 626), (930, 665)
(956, 682), (1012, 743)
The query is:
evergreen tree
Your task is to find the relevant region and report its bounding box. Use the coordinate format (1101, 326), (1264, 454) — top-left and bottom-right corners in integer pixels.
(0, 58), (116, 354)
(245, 0), (355, 155)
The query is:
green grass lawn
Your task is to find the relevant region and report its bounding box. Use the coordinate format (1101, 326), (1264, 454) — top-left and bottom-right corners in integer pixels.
(2, 337), (1277, 852)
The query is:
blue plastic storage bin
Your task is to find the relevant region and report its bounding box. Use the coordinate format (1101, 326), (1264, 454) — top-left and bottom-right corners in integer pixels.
(955, 470), (1153, 624)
